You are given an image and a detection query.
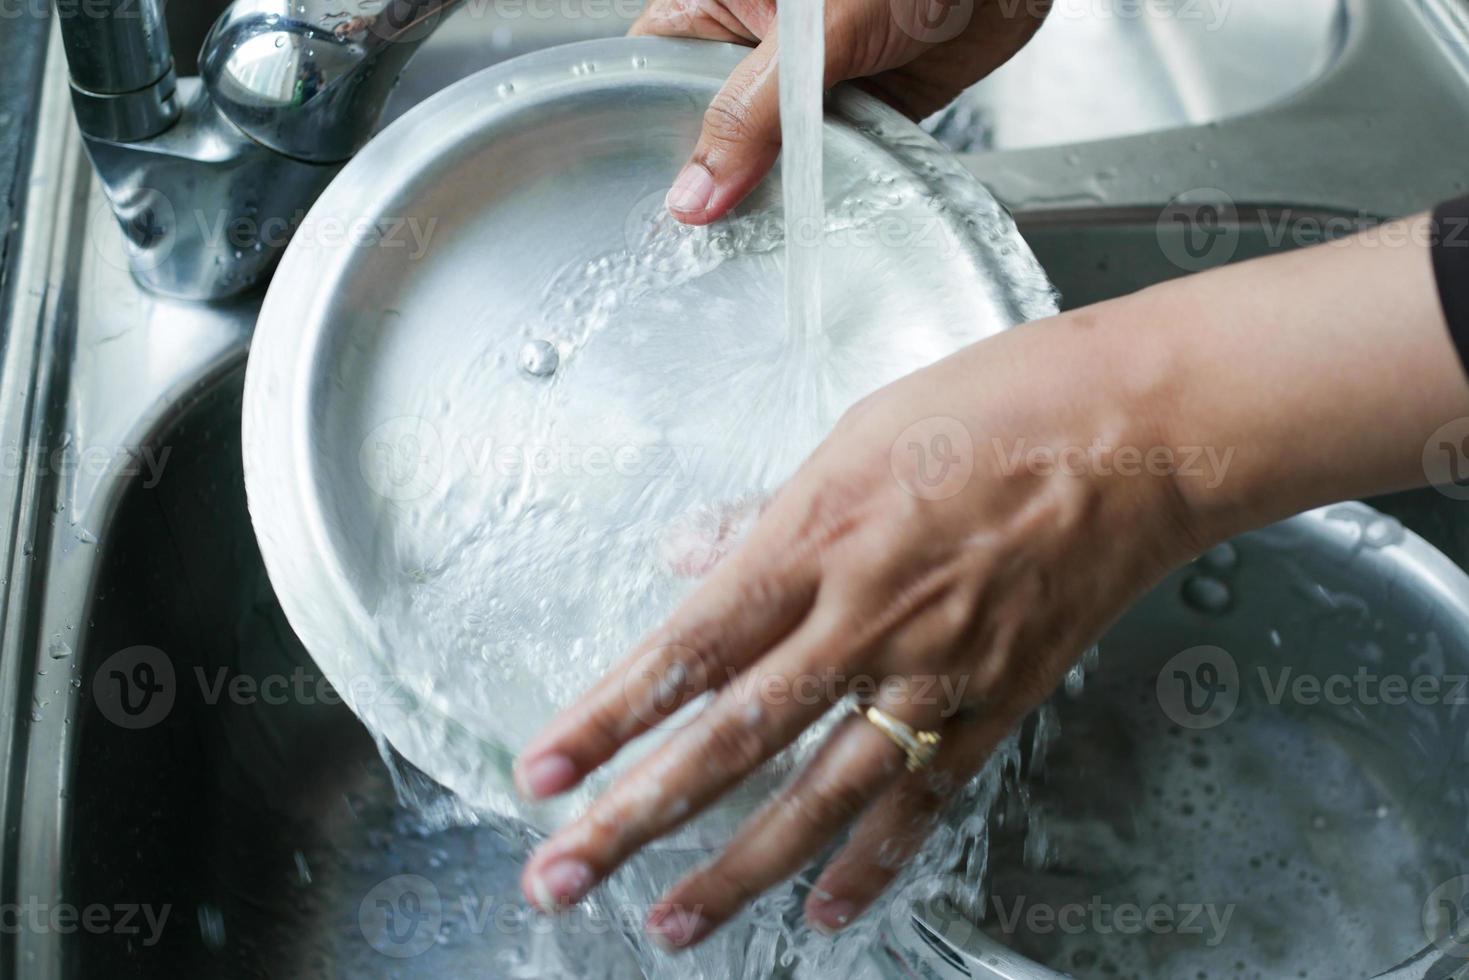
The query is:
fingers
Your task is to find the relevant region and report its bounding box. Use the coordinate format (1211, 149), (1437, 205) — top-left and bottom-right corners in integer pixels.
(514, 539), (817, 800)
(643, 681), (960, 948)
(628, 0), (760, 43)
(803, 706), (1020, 933)
(520, 611), (848, 913)
(665, 39), (781, 225)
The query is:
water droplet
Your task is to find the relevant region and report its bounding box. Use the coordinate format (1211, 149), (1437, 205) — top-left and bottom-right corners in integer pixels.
(197, 903), (227, 951)
(293, 850), (313, 886)
(1199, 542), (1237, 573)
(518, 340), (559, 378)
(1363, 517), (1403, 548)
(1181, 575), (1231, 614)
(1063, 661), (1085, 698)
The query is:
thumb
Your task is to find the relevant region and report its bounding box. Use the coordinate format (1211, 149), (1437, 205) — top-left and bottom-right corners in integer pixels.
(666, 39), (781, 226)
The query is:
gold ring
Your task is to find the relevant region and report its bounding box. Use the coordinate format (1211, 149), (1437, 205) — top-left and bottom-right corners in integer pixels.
(851, 703), (941, 772)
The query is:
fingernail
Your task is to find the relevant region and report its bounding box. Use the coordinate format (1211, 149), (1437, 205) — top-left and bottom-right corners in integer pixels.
(515, 753), (577, 799)
(527, 858), (594, 912)
(808, 898), (858, 935)
(647, 906), (712, 949)
(665, 163), (715, 215)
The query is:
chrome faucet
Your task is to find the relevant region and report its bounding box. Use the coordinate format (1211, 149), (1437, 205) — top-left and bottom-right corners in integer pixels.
(55, 0), (460, 300)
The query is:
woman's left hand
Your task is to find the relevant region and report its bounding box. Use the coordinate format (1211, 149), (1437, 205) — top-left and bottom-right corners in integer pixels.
(511, 302), (1214, 948)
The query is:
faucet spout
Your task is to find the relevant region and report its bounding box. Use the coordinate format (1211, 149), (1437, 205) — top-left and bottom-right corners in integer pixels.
(53, 0), (461, 300)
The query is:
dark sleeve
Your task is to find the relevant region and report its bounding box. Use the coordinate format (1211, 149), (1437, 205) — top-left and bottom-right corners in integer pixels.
(1432, 195), (1469, 379)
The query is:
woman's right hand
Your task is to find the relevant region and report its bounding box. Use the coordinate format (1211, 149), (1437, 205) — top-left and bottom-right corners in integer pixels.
(630, 0), (1052, 224)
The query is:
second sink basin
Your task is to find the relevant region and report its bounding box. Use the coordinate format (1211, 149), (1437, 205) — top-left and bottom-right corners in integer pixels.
(385, 0), (1349, 149)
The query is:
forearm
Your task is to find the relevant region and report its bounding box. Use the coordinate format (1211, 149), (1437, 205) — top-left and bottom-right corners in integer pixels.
(1092, 212), (1469, 544)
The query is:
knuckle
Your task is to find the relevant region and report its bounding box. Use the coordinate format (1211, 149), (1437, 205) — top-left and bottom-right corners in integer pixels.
(701, 709), (770, 772)
(788, 773), (873, 829)
(582, 698), (633, 754)
(835, 392), (881, 434)
(702, 95), (764, 149)
(697, 860), (758, 910)
(657, 623), (731, 689)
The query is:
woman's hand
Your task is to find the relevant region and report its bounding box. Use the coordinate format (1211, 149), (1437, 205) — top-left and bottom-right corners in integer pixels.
(513, 303), (1210, 946)
(514, 213), (1469, 948)
(634, 0), (1052, 224)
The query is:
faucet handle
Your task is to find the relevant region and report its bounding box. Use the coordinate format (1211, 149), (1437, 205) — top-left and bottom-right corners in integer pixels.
(199, 0), (459, 164)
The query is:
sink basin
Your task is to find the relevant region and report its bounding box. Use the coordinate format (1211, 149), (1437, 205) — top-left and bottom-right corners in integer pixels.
(5, 0), (1469, 978)
(384, 0), (1348, 149)
(887, 507), (1469, 980)
(927, 0), (1348, 151)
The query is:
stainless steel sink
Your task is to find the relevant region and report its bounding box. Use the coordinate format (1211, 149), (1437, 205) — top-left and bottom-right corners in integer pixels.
(384, 0), (1350, 150)
(4, 1), (1469, 978)
(931, 0), (1349, 151)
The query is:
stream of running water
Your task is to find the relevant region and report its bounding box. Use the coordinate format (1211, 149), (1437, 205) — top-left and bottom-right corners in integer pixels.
(778, 0), (826, 348)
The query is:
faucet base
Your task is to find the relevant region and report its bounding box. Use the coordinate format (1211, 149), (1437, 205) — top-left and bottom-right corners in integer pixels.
(81, 80), (342, 301)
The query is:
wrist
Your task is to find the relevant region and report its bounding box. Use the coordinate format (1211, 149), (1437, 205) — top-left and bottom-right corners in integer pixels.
(1088, 217), (1469, 549)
